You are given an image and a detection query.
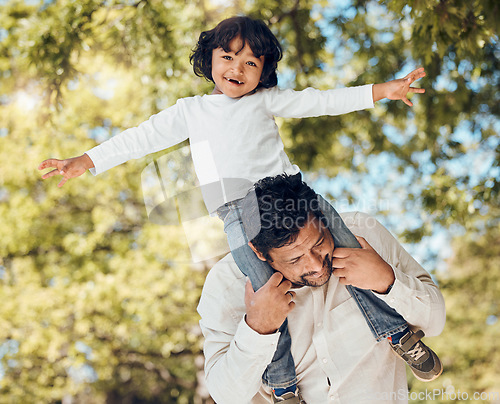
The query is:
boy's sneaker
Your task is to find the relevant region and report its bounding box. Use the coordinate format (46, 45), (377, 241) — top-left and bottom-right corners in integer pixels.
(272, 388), (305, 403)
(390, 329), (443, 382)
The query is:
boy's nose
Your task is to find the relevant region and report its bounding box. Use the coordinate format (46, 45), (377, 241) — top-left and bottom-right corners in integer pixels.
(231, 61), (244, 74)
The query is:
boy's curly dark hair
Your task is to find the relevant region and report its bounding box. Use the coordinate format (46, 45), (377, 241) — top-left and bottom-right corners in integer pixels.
(190, 16), (282, 90)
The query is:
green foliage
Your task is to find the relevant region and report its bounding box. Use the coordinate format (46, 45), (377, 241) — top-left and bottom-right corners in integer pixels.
(0, 0), (498, 402)
(408, 222), (500, 403)
(1, 7), (210, 399)
(279, 1), (498, 241)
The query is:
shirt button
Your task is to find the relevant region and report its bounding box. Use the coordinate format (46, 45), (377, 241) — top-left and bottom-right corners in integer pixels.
(390, 298), (395, 303)
(322, 358), (328, 364)
(330, 396), (335, 401)
(317, 322), (322, 328)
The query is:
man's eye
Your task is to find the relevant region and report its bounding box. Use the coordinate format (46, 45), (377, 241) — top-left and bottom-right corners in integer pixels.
(315, 239), (325, 248)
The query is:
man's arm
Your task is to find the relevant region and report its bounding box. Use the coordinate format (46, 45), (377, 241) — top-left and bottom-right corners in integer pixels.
(199, 311), (278, 404)
(336, 212), (446, 337)
(197, 260), (294, 403)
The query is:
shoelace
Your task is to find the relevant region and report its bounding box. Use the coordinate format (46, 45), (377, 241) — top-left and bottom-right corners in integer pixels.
(406, 342), (426, 361)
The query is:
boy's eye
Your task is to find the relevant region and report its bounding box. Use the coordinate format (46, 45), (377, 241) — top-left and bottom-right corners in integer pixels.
(222, 55), (232, 60)
(247, 61), (257, 67)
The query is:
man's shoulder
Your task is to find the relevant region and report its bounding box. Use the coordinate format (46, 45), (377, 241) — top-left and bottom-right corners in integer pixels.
(340, 211), (379, 230)
(198, 254), (246, 322)
(202, 254), (246, 298)
(339, 211), (393, 245)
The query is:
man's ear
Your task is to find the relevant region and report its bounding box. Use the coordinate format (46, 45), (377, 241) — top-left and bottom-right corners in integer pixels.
(248, 242), (267, 262)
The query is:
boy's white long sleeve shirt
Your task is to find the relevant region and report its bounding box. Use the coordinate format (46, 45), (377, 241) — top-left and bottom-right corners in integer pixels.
(197, 212), (446, 404)
(85, 85), (374, 212)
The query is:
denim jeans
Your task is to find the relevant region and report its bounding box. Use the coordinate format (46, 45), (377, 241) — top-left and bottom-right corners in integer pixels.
(217, 195), (408, 389)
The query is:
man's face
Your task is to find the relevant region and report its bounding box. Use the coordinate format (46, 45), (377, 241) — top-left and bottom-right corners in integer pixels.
(254, 213), (335, 287)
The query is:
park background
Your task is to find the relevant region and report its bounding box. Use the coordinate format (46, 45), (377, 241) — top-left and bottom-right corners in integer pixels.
(0, 0), (498, 402)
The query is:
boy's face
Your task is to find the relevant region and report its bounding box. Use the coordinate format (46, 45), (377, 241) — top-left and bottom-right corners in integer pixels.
(211, 36), (265, 98)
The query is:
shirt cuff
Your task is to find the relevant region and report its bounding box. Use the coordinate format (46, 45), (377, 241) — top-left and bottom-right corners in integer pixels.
(233, 316), (281, 355)
(365, 84), (375, 109)
(84, 150), (100, 176)
(372, 264), (419, 309)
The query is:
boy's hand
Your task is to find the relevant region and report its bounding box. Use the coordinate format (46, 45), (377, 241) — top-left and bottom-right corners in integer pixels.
(38, 154), (94, 187)
(373, 67), (426, 106)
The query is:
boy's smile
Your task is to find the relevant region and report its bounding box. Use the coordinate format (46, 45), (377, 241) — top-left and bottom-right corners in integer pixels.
(211, 36), (265, 98)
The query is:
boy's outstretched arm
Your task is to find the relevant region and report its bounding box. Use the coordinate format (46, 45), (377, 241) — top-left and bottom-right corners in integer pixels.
(38, 154), (95, 188)
(372, 67), (426, 107)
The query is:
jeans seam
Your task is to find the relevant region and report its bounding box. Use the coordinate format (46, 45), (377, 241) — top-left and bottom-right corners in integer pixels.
(348, 286), (380, 339)
(375, 324), (409, 342)
(348, 287), (408, 341)
(262, 377), (298, 389)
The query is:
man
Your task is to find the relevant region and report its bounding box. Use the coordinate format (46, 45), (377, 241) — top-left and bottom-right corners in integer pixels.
(197, 174), (445, 403)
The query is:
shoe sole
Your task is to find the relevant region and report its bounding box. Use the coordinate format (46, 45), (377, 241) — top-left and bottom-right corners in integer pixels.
(412, 349), (443, 382)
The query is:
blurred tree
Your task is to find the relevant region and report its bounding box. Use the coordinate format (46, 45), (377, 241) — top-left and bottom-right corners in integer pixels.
(407, 217), (500, 403)
(0, 56), (212, 403)
(0, 0), (498, 402)
(273, 0), (498, 240)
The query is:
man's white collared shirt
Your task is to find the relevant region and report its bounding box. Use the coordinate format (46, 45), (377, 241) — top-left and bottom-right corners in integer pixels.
(198, 212), (446, 404)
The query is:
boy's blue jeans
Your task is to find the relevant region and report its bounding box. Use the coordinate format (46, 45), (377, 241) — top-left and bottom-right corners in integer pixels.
(217, 194), (408, 389)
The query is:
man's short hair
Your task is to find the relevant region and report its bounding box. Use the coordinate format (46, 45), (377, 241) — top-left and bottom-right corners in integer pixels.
(241, 173), (324, 261)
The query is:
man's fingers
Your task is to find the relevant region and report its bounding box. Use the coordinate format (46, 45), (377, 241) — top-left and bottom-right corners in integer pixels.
(268, 272), (284, 286)
(277, 278), (292, 294)
(41, 169), (61, 179)
(245, 279), (255, 297)
(332, 256), (347, 269)
(332, 267), (346, 278)
(408, 87), (425, 93)
(332, 247), (350, 258)
(355, 236), (371, 249)
(355, 235), (367, 246)
(337, 277), (348, 286)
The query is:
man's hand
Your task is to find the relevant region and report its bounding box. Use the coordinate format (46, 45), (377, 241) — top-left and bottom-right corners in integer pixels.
(372, 67), (426, 106)
(332, 236), (395, 293)
(244, 272), (296, 335)
(38, 154), (94, 187)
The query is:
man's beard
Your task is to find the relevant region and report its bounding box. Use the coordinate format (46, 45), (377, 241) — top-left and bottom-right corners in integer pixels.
(297, 254), (333, 287)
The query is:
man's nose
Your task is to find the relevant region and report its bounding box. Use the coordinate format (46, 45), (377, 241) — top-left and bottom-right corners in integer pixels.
(304, 251), (324, 271)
